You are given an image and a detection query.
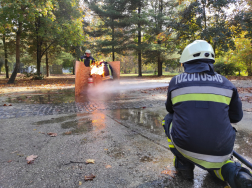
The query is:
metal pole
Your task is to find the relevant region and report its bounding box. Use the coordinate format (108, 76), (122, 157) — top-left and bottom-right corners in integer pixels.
(233, 150), (252, 170)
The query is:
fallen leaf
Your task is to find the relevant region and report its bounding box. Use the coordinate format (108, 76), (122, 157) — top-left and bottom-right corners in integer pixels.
(106, 165), (112, 168)
(244, 108), (252, 112)
(26, 155), (38, 164)
(79, 181), (82, 185)
(9, 104), (12, 106)
(47, 132), (57, 137)
(84, 174), (95, 181)
(104, 148), (108, 151)
(86, 159), (95, 164)
(64, 131), (72, 135)
(7, 160), (12, 163)
(3, 104), (7, 106)
(161, 169), (177, 178)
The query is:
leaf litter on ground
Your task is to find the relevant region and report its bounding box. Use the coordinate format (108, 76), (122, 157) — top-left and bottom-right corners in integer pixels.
(26, 155), (38, 164)
(47, 132), (57, 137)
(86, 159), (95, 164)
(161, 168), (177, 178)
(84, 174), (95, 181)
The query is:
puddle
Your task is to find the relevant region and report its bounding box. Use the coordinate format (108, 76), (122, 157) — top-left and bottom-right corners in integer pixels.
(6, 89), (76, 104)
(112, 109), (165, 135)
(6, 88), (132, 105)
(33, 114), (93, 135)
(61, 117), (93, 134)
(33, 112), (107, 135)
(34, 114), (76, 125)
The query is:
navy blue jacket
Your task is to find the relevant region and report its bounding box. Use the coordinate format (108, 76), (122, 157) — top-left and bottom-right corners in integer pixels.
(166, 61), (243, 159)
(80, 55), (95, 67)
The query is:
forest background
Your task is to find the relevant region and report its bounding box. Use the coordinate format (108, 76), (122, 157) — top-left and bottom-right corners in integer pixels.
(0, 0), (252, 84)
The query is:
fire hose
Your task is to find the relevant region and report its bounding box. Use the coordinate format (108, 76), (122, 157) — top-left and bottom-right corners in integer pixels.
(233, 150), (252, 170)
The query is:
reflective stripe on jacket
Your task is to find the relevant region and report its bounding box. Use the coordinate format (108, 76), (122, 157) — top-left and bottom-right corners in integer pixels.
(166, 72), (243, 169)
(80, 56), (95, 67)
(102, 62), (113, 77)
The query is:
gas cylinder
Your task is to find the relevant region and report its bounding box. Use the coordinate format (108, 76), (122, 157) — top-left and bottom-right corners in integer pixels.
(88, 77), (94, 86)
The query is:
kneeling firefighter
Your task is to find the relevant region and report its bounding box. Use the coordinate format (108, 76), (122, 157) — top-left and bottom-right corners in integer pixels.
(163, 40), (252, 188)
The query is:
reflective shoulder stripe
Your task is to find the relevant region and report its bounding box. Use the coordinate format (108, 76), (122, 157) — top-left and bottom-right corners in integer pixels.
(172, 93), (231, 105)
(171, 86), (233, 99)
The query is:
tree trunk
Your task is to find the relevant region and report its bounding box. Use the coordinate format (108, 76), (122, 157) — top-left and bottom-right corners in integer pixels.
(112, 19), (115, 61)
(7, 22), (23, 84)
(46, 49), (49, 77)
(138, 6), (142, 77)
(3, 34), (9, 78)
(73, 60), (75, 75)
(247, 62), (252, 76)
(36, 17), (42, 75)
(157, 41), (162, 76)
(157, 0), (163, 76)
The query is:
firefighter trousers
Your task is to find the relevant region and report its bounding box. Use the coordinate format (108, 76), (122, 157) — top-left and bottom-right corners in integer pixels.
(162, 113), (251, 188)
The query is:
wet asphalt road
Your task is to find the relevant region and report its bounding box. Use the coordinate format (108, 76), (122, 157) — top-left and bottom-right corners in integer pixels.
(0, 78), (252, 188)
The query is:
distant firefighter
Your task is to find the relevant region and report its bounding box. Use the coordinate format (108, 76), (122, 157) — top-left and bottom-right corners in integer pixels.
(80, 49), (95, 67)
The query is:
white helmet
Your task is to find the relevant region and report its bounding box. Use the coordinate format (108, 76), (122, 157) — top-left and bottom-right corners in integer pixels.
(85, 49), (91, 54)
(180, 40), (215, 63)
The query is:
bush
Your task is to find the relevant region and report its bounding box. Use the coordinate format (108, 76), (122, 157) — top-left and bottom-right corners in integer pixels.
(24, 72), (34, 78)
(24, 72), (44, 80)
(214, 62), (238, 76)
(32, 74), (44, 80)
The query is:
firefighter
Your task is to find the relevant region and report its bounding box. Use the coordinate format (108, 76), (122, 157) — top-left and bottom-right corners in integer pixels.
(80, 49), (95, 67)
(100, 61), (113, 80)
(163, 40), (252, 188)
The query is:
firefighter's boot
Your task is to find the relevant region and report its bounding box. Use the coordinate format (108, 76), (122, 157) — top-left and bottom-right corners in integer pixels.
(174, 156), (195, 180)
(235, 170), (252, 188)
(222, 162), (252, 188)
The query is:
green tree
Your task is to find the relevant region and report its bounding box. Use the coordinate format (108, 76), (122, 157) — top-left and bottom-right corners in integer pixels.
(172, 0), (237, 57)
(30, 0), (83, 76)
(0, 0), (56, 83)
(142, 0), (176, 76)
(84, 0), (134, 61)
(227, 31), (252, 76)
(0, 0), (84, 83)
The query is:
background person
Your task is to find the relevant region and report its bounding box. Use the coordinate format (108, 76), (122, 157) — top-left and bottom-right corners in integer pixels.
(80, 49), (95, 67)
(163, 40), (252, 188)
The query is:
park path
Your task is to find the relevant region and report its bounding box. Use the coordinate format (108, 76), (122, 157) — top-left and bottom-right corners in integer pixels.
(0, 78), (251, 188)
